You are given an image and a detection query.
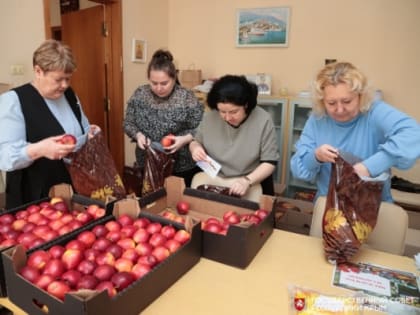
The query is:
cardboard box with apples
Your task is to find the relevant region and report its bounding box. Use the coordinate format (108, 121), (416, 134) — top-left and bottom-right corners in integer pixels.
(141, 176), (275, 269)
(2, 196), (201, 315)
(0, 184), (109, 297)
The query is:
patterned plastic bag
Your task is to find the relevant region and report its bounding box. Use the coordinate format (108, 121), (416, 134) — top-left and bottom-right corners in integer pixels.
(322, 152), (387, 264)
(141, 146), (174, 196)
(65, 131), (126, 202)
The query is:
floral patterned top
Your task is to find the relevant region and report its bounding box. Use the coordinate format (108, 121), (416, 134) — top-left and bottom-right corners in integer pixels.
(123, 84), (204, 172)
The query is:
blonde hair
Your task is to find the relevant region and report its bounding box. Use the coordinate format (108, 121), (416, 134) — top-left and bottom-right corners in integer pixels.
(312, 62), (374, 116)
(33, 39), (76, 73)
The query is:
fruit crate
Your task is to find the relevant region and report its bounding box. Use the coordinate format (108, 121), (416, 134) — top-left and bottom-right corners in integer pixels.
(0, 184), (109, 297)
(141, 176), (275, 269)
(2, 198), (201, 315)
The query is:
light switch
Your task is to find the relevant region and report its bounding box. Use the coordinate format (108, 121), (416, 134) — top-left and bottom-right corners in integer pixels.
(10, 64), (24, 75)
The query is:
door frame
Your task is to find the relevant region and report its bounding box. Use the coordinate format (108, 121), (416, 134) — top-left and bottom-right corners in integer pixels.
(43, 0), (125, 175)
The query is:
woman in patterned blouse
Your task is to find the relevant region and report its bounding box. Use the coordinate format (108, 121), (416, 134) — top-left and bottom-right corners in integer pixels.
(123, 49), (204, 186)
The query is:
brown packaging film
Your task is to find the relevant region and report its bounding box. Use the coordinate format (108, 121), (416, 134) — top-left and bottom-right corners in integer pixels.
(141, 146), (174, 196)
(65, 131), (126, 202)
(322, 153), (385, 264)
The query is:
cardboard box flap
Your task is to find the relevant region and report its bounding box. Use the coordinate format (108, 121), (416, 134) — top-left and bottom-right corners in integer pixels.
(112, 197), (141, 218)
(48, 183), (74, 200)
(164, 176), (186, 205)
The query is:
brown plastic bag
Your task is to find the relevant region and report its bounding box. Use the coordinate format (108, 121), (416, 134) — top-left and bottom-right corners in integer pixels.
(322, 152), (386, 264)
(141, 146), (174, 196)
(65, 131), (126, 202)
(123, 163), (143, 196)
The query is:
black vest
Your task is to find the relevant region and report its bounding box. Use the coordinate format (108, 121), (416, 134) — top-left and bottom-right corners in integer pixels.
(5, 84), (84, 209)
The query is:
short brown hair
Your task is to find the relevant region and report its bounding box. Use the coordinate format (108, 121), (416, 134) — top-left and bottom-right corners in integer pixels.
(33, 39), (76, 73)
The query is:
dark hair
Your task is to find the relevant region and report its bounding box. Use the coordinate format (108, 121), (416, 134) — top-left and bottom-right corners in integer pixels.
(147, 49), (177, 81)
(207, 75), (258, 114)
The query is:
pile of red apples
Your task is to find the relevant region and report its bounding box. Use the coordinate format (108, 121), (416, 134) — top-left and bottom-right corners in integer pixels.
(18, 214), (191, 300)
(202, 209), (270, 235)
(158, 200), (270, 236)
(0, 198), (106, 250)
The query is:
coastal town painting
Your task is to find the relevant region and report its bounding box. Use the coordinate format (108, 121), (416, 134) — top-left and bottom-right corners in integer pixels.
(236, 7), (290, 47)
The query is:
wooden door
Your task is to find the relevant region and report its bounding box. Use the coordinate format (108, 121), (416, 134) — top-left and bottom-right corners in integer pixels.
(61, 6), (108, 140)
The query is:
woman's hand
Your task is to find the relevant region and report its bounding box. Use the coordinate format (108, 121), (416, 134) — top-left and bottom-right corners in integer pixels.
(88, 124), (101, 139)
(353, 162), (371, 177)
(229, 177), (250, 197)
(164, 134), (192, 154)
(189, 140), (207, 162)
(27, 136), (76, 161)
(136, 132), (150, 150)
(315, 144), (338, 163)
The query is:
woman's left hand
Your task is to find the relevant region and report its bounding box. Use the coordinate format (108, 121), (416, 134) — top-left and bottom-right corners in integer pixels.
(229, 177), (250, 197)
(353, 162), (370, 177)
(88, 124), (101, 139)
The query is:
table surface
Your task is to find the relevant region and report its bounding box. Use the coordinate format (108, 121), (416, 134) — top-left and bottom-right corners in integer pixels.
(1, 229), (418, 315)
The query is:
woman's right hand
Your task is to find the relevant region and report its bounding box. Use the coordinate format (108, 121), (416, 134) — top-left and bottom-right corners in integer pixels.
(315, 144), (338, 163)
(189, 140), (207, 162)
(136, 132), (150, 150)
(27, 136), (76, 161)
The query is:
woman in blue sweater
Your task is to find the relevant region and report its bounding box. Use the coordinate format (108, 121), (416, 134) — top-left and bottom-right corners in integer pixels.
(290, 62), (420, 202)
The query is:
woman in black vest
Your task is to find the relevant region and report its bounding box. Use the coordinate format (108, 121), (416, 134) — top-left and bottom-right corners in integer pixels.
(0, 39), (97, 209)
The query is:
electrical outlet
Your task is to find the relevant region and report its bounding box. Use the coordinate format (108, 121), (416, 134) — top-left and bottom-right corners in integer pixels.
(10, 64), (24, 75)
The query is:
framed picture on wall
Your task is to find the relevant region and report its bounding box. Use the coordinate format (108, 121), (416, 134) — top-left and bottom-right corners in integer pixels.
(236, 7), (290, 47)
(131, 39), (147, 63)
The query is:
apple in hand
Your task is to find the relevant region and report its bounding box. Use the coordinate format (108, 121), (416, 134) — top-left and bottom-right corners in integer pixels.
(160, 134), (175, 147)
(59, 134), (77, 145)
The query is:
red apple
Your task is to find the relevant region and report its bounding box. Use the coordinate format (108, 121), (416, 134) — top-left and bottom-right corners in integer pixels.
(95, 252), (115, 266)
(164, 239), (181, 253)
(77, 231), (96, 247)
(65, 239), (86, 251)
(120, 225), (137, 238)
(152, 246), (170, 262)
(95, 281), (117, 297)
(106, 230), (122, 242)
(12, 219), (28, 231)
(117, 214), (134, 227)
(77, 260), (97, 275)
(105, 220), (121, 232)
(92, 237), (112, 252)
(203, 222), (222, 234)
(114, 258), (133, 273)
(137, 254), (158, 268)
(52, 201), (69, 212)
(47, 280), (71, 300)
(93, 264), (116, 281)
(176, 200), (190, 215)
(224, 213), (241, 225)
(43, 259), (66, 278)
(60, 213), (74, 224)
(132, 228), (150, 243)
(19, 265), (41, 283)
(41, 229), (59, 242)
(61, 269), (82, 288)
(62, 248), (83, 270)
(247, 214), (262, 225)
(131, 263), (151, 280)
(0, 214), (14, 225)
(134, 242), (153, 256)
(27, 250), (51, 270)
(28, 204), (43, 213)
(121, 248), (139, 262)
(75, 212), (93, 224)
(92, 224), (109, 238)
(111, 271), (135, 291)
(160, 134), (175, 147)
(173, 229), (191, 243)
(84, 248), (101, 262)
(160, 225), (176, 239)
(76, 275), (98, 290)
(106, 244), (123, 259)
(133, 217), (151, 229)
(255, 209), (269, 220)
(117, 238), (136, 250)
(35, 274), (55, 290)
(59, 134), (77, 145)
(149, 233), (167, 247)
(146, 222), (162, 234)
(48, 245), (66, 259)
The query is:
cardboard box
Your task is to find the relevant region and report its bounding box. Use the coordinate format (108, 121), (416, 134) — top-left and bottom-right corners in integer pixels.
(2, 197), (201, 315)
(0, 184), (108, 297)
(274, 197), (313, 235)
(141, 176), (275, 269)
